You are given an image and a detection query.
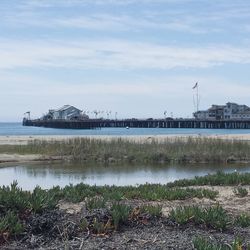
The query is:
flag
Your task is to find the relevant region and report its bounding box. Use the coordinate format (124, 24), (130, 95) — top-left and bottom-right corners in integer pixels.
(192, 82), (198, 89)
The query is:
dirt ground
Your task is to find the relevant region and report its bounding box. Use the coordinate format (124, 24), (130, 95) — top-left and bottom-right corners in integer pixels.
(2, 186), (250, 250)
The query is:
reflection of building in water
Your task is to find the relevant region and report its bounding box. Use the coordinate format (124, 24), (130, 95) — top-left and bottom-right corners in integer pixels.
(194, 102), (250, 120)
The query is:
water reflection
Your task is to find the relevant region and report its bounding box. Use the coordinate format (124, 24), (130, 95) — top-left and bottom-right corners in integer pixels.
(0, 162), (250, 190)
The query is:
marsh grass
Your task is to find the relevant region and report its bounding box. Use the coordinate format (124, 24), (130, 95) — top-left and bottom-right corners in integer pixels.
(1, 137), (250, 163)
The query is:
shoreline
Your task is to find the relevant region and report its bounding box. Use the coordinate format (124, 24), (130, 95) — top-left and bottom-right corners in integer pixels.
(0, 134), (250, 165)
(1, 133), (250, 145)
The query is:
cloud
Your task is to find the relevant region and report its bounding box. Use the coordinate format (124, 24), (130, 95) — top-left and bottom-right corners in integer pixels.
(2, 0), (250, 35)
(0, 39), (250, 71)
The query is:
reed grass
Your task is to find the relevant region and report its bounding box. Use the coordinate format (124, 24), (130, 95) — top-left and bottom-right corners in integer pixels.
(1, 137), (250, 163)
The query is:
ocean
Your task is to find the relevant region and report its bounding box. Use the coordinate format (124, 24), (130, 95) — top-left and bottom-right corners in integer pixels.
(1, 122), (250, 136)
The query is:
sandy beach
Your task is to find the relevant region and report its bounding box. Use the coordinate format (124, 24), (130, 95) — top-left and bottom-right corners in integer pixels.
(1, 133), (250, 145)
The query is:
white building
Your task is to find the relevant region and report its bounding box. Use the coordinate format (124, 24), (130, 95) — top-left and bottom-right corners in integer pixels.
(194, 102), (250, 120)
(44, 105), (88, 120)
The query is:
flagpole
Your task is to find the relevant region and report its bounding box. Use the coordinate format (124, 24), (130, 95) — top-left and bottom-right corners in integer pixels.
(192, 82), (199, 113)
(196, 83), (199, 113)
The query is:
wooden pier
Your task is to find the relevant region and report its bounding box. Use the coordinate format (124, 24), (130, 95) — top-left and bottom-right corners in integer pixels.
(23, 118), (250, 129)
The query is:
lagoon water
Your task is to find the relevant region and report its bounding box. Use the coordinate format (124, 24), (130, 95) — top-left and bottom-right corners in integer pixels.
(0, 162), (250, 191)
(1, 122), (250, 136)
(1, 122), (250, 190)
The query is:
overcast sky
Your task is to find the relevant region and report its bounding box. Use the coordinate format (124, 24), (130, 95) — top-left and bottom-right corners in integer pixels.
(1, 0), (250, 121)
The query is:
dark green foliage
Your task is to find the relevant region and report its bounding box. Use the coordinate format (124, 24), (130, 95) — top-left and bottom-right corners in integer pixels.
(140, 204), (162, 217)
(193, 236), (243, 250)
(79, 218), (89, 231)
(30, 186), (58, 213)
(0, 211), (23, 236)
(92, 218), (106, 234)
(0, 182), (59, 214)
(169, 205), (230, 231)
(85, 197), (106, 210)
(235, 213), (250, 227)
(62, 183), (97, 203)
(167, 171), (250, 187)
(61, 184), (218, 202)
(0, 181), (30, 213)
(193, 236), (249, 250)
(193, 236), (222, 250)
(233, 187), (248, 197)
(111, 203), (131, 230)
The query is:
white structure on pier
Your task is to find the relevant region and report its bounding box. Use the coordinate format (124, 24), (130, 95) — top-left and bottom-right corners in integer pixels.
(44, 105), (89, 120)
(194, 102), (250, 120)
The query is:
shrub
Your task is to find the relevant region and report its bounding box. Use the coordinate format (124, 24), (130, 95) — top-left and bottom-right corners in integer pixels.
(140, 204), (162, 217)
(167, 171), (250, 187)
(235, 213), (250, 228)
(0, 181), (29, 213)
(193, 236), (246, 250)
(92, 218), (106, 235)
(30, 186), (57, 213)
(233, 187), (248, 197)
(110, 203), (131, 230)
(169, 205), (230, 231)
(0, 211), (23, 239)
(85, 197), (106, 210)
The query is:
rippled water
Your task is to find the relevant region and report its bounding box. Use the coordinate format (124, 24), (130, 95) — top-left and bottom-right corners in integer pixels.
(0, 162), (249, 190)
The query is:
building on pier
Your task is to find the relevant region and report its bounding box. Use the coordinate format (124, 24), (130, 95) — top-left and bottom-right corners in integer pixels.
(43, 105), (89, 120)
(194, 102), (250, 120)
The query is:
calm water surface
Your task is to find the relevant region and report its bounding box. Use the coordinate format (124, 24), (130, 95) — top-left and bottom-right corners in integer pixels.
(0, 162), (250, 190)
(1, 123), (250, 190)
(1, 122), (250, 136)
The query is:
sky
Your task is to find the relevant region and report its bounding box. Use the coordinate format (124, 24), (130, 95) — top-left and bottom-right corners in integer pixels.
(1, 0), (250, 121)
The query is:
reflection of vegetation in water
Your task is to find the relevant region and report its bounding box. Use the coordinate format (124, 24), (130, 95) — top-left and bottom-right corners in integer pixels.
(12, 163), (87, 181)
(1, 137), (250, 163)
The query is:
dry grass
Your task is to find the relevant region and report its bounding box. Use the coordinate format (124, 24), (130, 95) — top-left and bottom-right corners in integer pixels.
(0, 137), (250, 164)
